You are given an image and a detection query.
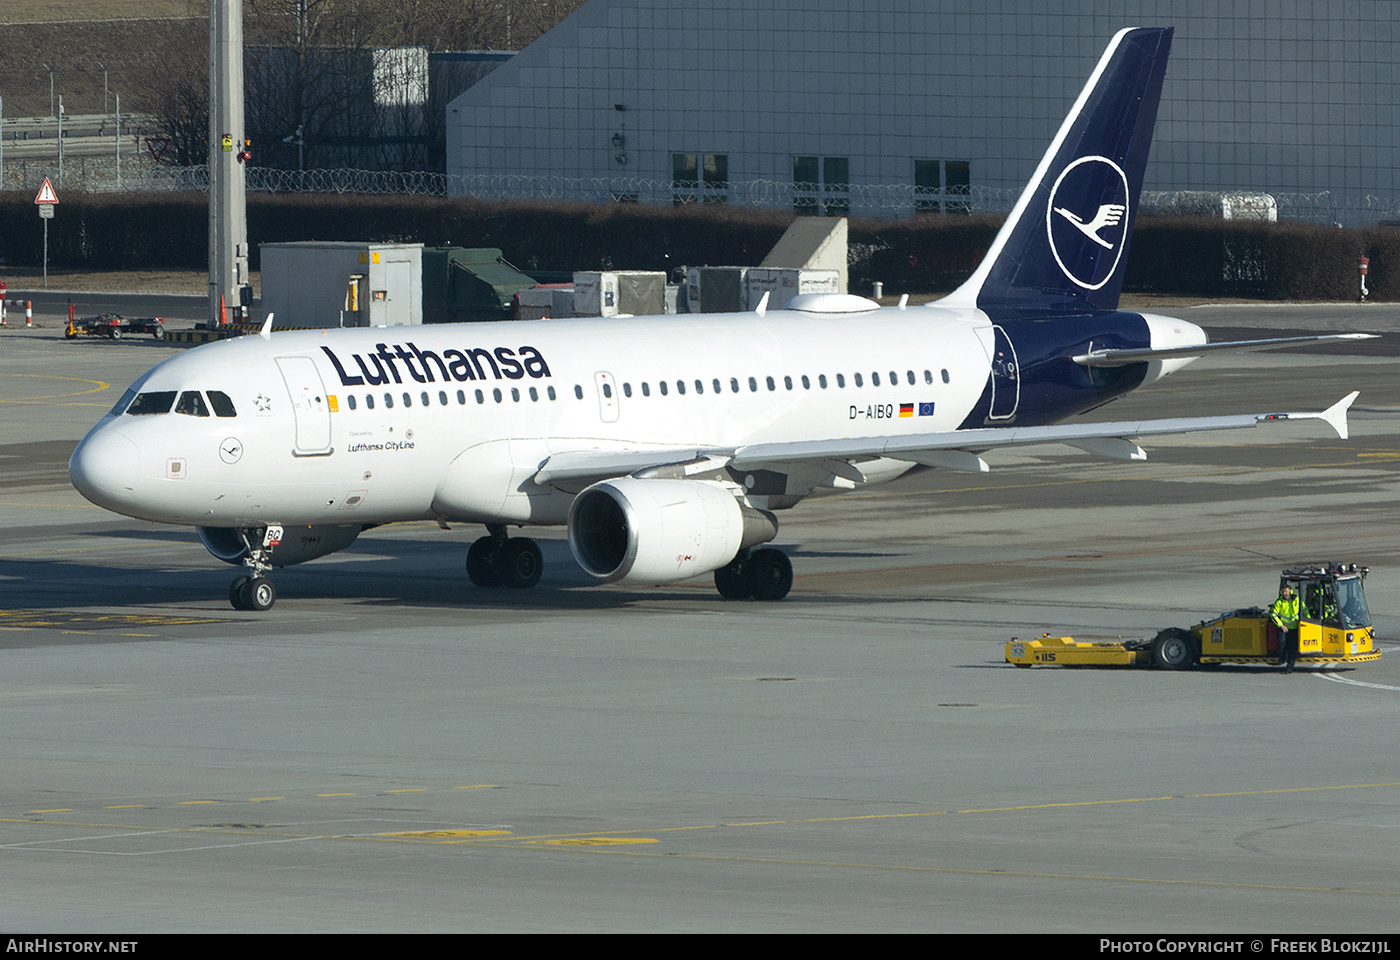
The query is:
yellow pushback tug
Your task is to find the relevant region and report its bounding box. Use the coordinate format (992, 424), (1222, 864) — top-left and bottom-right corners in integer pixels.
(1006, 563), (1380, 670)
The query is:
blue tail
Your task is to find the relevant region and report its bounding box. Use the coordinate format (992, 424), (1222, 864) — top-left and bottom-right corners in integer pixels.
(942, 27), (1173, 319)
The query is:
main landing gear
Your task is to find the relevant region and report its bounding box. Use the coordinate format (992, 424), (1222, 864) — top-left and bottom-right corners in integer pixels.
(466, 524), (544, 589)
(713, 547), (793, 601)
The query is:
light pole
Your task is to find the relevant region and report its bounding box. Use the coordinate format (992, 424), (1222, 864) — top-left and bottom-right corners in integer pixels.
(43, 63), (53, 116)
(97, 61), (108, 115)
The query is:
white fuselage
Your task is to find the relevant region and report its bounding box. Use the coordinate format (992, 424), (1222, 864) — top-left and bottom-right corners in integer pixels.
(70, 302), (1000, 529)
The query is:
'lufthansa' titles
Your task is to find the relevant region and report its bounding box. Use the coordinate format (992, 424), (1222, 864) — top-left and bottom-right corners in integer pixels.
(321, 343), (552, 387)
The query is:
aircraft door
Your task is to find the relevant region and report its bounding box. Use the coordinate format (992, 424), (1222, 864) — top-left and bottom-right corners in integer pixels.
(988, 325), (1020, 421)
(594, 371), (619, 423)
(276, 356), (334, 455)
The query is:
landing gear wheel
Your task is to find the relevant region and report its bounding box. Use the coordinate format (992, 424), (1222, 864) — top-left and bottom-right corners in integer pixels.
(742, 548), (793, 601)
(466, 536), (504, 587)
(240, 577), (276, 612)
(229, 575), (252, 610)
(498, 538), (543, 589)
(109, 327), (122, 340)
(714, 561), (751, 599)
(151, 326), (164, 340)
(1151, 628), (1198, 670)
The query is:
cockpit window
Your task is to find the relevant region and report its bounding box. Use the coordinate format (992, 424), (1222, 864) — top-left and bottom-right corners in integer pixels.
(175, 391), (210, 417)
(109, 388), (137, 416)
(207, 391), (237, 417)
(126, 391), (177, 416)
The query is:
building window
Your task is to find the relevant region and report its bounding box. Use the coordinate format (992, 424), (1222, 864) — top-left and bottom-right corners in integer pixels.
(673, 153), (728, 205)
(915, 159), (972, 214)
(794, 156), (850, 216)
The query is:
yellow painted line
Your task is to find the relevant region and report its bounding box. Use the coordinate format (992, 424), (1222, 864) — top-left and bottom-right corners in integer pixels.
(0, 374), (110, 403)
(178, 800), (218, 805)
(530, 837), (659, 847)
(383, 789), (424, 794)
(377, 829), (512, 840)
(29, 808), (72, 813)
(453, 784), (497, 790)
(105, 805), (146, 809)
(317, 793), (355, 798)
(248, 797), (284, 802)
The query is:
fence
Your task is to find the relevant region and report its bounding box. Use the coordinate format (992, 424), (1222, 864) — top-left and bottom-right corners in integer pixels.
(5, 155), (1399, 225)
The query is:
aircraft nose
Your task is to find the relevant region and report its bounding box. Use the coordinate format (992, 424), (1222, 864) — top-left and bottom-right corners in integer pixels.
(69, 428), (140, 510)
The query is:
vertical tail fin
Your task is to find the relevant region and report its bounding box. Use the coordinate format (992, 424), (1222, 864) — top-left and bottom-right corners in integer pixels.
(941, 27), (1173, 318)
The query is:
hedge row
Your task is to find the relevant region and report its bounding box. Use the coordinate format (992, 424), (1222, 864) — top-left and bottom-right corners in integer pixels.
(0, 190), (1390, 300)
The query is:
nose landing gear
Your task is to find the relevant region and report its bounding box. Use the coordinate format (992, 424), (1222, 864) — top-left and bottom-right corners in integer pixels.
(228, 525), (282, 611)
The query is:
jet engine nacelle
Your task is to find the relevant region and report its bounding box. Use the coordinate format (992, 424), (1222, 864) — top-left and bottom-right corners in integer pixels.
(197, 525), (362, 567)
(567, 477), (777, 585)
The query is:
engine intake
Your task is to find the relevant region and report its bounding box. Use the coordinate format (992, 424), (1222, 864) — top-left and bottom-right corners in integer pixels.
(197, 525), (362, 567)
(568, 478), (777, 585)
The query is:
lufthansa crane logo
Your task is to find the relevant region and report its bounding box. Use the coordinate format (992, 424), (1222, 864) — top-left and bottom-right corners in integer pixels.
(1045, 155), (1130, 290)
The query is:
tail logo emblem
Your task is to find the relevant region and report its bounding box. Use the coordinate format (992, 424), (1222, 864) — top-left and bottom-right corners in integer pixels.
(1054, 202), (1126, 249)
(1045, 155), (1130, 291)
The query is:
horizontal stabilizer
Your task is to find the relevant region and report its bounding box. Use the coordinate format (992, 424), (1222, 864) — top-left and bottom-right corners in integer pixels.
(1074, 333), (1379, 367)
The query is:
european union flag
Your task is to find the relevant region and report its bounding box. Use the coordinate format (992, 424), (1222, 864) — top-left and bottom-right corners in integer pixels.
(918, 401), (935, 416)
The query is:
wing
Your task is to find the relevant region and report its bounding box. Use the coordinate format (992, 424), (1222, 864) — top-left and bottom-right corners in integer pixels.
(1075, 333), (1377, 367)
(534, 393), (1359, 489)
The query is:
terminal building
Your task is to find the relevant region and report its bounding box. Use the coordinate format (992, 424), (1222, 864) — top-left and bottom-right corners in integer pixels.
(445, 0), (1400, 224)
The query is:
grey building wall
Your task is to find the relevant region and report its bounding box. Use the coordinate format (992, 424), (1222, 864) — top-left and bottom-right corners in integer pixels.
(445, 0), (1400, 223)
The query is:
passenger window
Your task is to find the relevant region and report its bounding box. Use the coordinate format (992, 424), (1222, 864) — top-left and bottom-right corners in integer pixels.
(603, 382), (613, 398)
(175, 391), (210, 417)
(475, 389), (485, 404)
(713, 379), (722, 394)
(766, 376), (775, 391)
(941, 369), (950, 383)
(904, 370), (913, 385)
(126, 391), (177, 415)
(642, 382), (651, 397)
(366, 394), (375, 409)
(748, 377), (757, 392)
(695, 379), (704, 395)
(573, 384), (584, 399)
(801, 375), (810, 389)
(457, 390), (466, 404)
(547, 386), (557, 401)
(347, 395), (357, 411)
(660, 381), (669, 396)
(529, 386), (539, 402)
(854, 373), (864, 387)
(891, 371), (899, 386)
(784, 376), (793, 390)
(836, 374), (845, 388)
(623, 383), (633, 398)
(494, 388), (504, 403)
(872, 372), (881, 387)
(819, 374), (828, 389)
(403, 393), (412, 407)
(438, 391), (448, 405)
(730, 378), (739, 393)
(676, 381), (685, 395)
(420, 391), (430, 406)
(384, 393), (394, 408)
(207, 390), (237, 417)
(511, 388), (520, 402)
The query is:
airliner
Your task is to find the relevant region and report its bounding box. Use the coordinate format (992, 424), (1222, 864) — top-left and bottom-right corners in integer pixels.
(70, 27), (1368, 611)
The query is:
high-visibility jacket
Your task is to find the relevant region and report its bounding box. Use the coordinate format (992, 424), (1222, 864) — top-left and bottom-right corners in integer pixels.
(1271, 595), (1299, 630)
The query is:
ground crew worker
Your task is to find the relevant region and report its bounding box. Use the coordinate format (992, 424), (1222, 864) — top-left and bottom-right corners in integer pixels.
(1271, 585), (1300, 673)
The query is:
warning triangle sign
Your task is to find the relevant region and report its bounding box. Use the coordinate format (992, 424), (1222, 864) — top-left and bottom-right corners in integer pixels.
(34, 178), (58, 204)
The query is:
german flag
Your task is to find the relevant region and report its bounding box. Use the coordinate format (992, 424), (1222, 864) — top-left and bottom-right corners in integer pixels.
(899, 403), (914, 417)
